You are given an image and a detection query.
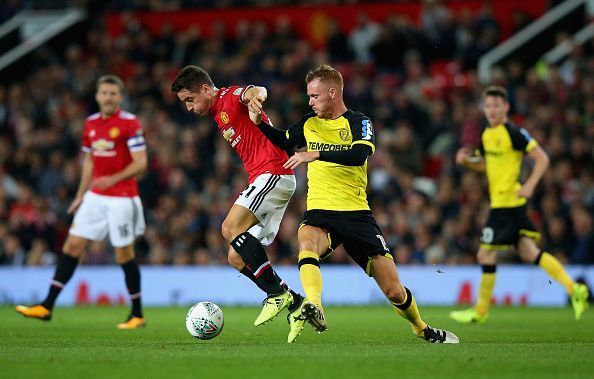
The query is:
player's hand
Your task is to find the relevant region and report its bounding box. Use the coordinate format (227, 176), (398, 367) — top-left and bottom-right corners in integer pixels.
(455, 147), (472, 166)
(67, 197), (83, 215)
(247, 96), (265, 115)
(517, 182), (535, 199)
(93, 176), (117, 190)
(283, 151), (320, 169)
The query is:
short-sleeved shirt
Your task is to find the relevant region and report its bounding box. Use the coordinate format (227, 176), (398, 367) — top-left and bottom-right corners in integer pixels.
(477, 122), (538, 208)
(82, 109), (146, 197)
(209, 86), (293, 183)
(286, 109), (375, 211)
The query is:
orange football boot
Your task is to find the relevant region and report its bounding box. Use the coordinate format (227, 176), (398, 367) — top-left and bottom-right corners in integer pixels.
(117, 315), (146, 329)
(15, 305), (52, 321)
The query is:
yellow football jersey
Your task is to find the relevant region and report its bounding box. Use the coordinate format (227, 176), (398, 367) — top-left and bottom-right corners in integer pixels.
(477, 122), (538, 208)
(286, 110), (375, 211)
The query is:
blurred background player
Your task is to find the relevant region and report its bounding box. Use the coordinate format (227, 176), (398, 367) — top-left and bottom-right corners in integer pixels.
(16, 75), (148, 329)
(260, 64), (459, 344)
(170, 66), (303, 327)
(450, 85), (589, 323)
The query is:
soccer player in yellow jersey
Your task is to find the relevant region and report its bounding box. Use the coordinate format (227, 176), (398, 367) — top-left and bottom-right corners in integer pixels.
(257, 64), (459, 344)
(450, 85), (589, 324)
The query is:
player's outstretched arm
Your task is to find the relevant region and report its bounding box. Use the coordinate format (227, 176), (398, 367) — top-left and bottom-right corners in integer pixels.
(283, 151), (319, 169)
(318, 144), (371, 166)
(518, 145), (549, 198)
(456, 147), (485, 172)
(284, 145), (371, 169)
(257, 123), (295, 150)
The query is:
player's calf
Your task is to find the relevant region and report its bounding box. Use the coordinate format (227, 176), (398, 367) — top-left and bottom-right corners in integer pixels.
(231, 232), (284, 295)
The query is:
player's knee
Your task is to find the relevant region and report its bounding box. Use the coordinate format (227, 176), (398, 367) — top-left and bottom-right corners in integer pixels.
(221, 219), (241, 242)
(383, 284), (406, 303)
(62, 237), (85, 257)
(476, 247), (495, 264)
(298, 239), (316, 253)
(517, 238), (538, 262)
(518, 246), (538, 263)
(115, 247), (135, 264)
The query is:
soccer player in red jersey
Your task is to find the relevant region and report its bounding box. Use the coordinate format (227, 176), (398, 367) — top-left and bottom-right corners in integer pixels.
(171, 66), (303, 329)
(16, 75), (148, 329)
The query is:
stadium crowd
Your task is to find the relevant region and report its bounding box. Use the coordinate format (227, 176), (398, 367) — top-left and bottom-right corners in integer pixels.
(0, 1), (592, 267)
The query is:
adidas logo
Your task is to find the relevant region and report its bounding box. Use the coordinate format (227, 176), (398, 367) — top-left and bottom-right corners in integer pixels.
(272, 298), (285, 309)
(234, 235), (247, 248)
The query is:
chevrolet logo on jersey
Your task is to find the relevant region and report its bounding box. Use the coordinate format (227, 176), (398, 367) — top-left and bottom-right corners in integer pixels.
(92, 139), (115, 151)
(308, 141), (350, 151)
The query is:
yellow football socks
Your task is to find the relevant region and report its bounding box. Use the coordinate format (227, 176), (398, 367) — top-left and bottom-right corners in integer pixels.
(538, 252), (575, 294)
(391, 287), (427, 336)
(298, 250), (323, 308)
(476, 265), (496, 315)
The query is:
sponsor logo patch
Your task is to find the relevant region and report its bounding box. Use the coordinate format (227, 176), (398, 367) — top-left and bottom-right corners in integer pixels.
(222, 127), (235, 141)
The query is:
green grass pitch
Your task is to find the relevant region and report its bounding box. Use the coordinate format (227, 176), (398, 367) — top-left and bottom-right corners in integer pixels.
(2, 305), (593, 379)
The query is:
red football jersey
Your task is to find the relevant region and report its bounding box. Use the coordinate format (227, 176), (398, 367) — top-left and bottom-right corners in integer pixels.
(209, 86), (293, 183)
(82, 109), (146, 197)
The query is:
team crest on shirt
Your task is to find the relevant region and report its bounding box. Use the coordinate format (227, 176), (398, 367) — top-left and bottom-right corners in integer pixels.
(109, 127), (120, 139)
(339, 128), (350, 142)
(220, 112), (230, 124)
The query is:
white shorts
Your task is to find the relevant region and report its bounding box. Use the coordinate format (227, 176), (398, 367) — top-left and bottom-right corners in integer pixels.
(235, 174), (296, 246)
(69, 191), (146, 248)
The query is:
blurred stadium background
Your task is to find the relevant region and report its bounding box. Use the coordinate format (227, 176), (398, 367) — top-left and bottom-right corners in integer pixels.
(0, 0), (593, 307)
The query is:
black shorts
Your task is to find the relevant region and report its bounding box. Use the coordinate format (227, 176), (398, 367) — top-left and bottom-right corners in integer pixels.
(300, 209), (391, 275)
(480, 205), (540, 249)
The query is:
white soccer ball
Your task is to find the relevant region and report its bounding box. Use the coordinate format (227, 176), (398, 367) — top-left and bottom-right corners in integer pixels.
(185, 301), (224, 340)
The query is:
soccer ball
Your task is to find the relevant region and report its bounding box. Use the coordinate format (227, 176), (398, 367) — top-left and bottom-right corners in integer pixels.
(185, 301), (224, 340)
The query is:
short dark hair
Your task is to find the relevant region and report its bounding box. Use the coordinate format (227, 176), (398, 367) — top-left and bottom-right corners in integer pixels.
(171, 65), (215, 93)
(97, 75), (124, 92)
(482, 85), (508, 102)
(305, 64), (343, 89)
